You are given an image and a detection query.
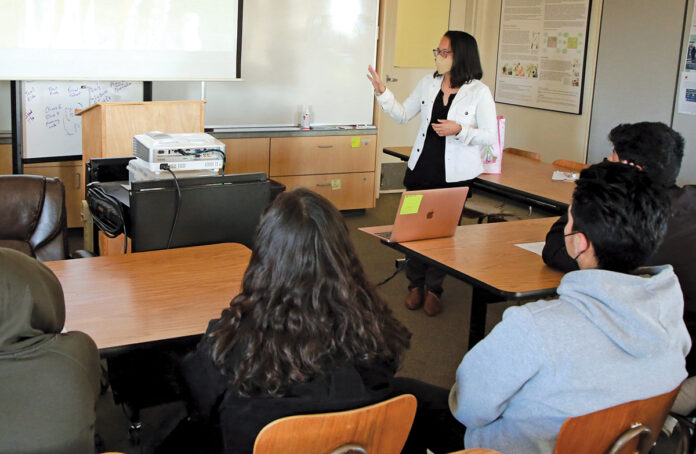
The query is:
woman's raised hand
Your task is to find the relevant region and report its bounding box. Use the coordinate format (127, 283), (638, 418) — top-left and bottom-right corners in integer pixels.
(367, 65), (386, 95)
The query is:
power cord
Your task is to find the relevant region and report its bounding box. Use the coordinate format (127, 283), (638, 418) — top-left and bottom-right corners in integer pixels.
(160, 164), (182, 249)
(376, 257), (408, 287)
(86, 182), (129, 254)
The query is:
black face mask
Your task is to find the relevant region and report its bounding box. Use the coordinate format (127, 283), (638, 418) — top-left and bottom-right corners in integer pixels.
(564, 231), (585, 261)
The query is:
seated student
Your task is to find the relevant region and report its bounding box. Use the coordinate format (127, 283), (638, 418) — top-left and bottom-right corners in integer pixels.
(0, 248), (101, 454)
(449, 162), (690, 454)
(177, 188), (412, 454)
(543, 122), (696, 378)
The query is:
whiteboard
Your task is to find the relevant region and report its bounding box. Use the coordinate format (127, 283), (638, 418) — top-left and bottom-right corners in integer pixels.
(1, 0), (240, 81)
(152, 0), (379, 127)
(22, 81), (143, 159)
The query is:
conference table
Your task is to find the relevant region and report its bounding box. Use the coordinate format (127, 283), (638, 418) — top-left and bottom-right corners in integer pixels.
(382, 147), (576, 213)
(45, 242), (251, 353)
(361, 217), (564, 348)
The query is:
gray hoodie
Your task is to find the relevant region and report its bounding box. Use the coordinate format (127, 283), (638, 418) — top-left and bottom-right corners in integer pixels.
(450, 265), (690, 454)
(0, 248), (101, 454)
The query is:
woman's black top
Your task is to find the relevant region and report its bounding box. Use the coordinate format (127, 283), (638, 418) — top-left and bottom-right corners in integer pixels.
(178, 317), (397, 454)
(404, 89), (468, 190)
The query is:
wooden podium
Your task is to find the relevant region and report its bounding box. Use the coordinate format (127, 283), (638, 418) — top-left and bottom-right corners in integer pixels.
(77, 100), (206, 255)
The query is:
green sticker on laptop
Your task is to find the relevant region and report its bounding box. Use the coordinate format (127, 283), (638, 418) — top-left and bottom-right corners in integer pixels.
(400, 194), (423, 215)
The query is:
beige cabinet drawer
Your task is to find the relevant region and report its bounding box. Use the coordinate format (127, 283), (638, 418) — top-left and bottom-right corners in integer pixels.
(273, 172), (375, 210)
(23, 160), (83, 228)
(220, 138), (270, 175)
(270, 136), (376, 176)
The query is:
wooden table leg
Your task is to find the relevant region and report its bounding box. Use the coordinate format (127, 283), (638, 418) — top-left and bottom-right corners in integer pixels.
(468, 287), (502, 350)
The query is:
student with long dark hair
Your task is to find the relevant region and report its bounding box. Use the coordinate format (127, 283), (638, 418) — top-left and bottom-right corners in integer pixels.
(367, 30), (497, 316)
(178, 188), (412, 453)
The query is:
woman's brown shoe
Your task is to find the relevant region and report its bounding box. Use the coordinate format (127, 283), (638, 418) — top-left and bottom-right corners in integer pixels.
(423, 291), (442, 316)
(405, 287), (424, 310)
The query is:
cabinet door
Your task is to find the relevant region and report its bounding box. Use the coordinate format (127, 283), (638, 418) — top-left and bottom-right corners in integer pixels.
(270, 135), (376, 176)
(0, 144), (11, 174)
(23, 161), (83, 228)
(273, 172), (375, 210)
(219, 138), (270, 175)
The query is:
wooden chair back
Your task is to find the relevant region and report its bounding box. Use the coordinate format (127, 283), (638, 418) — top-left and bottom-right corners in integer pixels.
(552, 159), (589, 172)
(554, 387), (680, 454)
(504, 147), (541, 161)
(253, 394), (418, 454)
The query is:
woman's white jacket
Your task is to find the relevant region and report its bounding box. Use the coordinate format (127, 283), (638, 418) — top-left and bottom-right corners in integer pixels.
(376, 74), (497, 182)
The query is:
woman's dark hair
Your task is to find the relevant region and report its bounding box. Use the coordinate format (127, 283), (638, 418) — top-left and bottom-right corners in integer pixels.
(207, 188), (411, 397)
(608, 122), (684, 188)
(434, 30), (483, 87)
(571, 161), (670, 273)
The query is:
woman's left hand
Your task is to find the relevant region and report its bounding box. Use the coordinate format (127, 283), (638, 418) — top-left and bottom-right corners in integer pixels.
(431, 119), (462, 137)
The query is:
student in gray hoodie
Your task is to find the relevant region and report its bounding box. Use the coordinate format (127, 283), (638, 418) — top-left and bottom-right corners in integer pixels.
(0, 248), (101, 454)
(449, 162), (690, 454)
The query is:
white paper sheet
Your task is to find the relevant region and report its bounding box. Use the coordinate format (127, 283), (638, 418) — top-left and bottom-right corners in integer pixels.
(515, 241), (546, 256)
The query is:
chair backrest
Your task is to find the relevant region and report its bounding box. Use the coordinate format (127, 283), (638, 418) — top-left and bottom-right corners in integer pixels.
(253, 394), (418, 454)
(0, 175), (68, 261)
(552, 159), (589, 172)
(504, 147), (541, 161)
(554, 387), (681, 454)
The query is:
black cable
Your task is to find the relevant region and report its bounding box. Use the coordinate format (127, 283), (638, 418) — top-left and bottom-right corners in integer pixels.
(376, 258), (407, 287)
(161, 165), (182, 249)
(86, 182), (128, 254)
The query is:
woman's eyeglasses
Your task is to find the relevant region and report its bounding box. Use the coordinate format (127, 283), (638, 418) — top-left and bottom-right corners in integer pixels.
(433, 48), (453, 57)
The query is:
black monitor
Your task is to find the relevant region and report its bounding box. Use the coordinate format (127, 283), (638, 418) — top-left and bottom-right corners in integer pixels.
(128, 173), (271, 252)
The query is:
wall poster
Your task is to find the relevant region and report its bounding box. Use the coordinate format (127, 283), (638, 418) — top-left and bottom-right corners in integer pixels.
(678, 2), (696, 115)
(494, 0), (591, 114)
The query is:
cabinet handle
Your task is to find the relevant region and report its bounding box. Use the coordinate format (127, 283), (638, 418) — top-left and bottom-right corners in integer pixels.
(75, 172), (80, 189)
(316, 183), (332, 187)
(317, 145), (334, 149)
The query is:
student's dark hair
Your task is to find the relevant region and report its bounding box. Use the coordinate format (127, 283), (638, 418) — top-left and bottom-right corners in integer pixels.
(608, 122), (684, 187)
(571, 161), (670, 273)
(207, 188), (411, 397)
(433, 30), (483, 87)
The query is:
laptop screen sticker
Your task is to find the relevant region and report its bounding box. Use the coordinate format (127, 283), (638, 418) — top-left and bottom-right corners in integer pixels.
(400, 194), (423, 215)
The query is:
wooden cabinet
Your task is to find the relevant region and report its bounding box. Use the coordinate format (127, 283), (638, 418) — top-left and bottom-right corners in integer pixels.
(219, 138), (270, 175)
(0, 144), (11, 175)
(23, 160), (83, 228)
(273, 172), (374, 211)
(269, 135), (376, 210)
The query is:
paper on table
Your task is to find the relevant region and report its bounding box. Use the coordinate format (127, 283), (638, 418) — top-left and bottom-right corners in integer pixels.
(552, 170), (578, 181)
(515, 241), (545, 256)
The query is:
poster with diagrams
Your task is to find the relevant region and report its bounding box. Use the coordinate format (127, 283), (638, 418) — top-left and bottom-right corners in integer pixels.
(494, 0), (590, 114)
(678, 3), (696, 115)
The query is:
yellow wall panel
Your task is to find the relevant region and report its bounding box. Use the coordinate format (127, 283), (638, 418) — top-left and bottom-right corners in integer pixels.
(394, 0), (451, 68)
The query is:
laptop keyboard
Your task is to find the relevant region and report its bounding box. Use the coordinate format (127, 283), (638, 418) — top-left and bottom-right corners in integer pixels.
(376, 231), (392, 240)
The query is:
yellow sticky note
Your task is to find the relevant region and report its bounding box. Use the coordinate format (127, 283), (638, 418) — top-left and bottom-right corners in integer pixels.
(331, 179), (341, 190)
(400, 194), (423, 215)
(351, 137), (361, 148)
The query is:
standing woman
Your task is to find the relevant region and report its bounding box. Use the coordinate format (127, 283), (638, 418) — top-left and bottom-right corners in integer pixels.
(367, 30), (497, 316)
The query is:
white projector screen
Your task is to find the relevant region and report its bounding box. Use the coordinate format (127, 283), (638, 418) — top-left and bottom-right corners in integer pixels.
(0, 0), (241, 81)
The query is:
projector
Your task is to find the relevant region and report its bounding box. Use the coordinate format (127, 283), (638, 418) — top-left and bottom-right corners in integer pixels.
(133, 131), (225, 172)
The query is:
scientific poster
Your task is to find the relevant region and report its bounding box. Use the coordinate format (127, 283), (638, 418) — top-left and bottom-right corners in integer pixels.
(678, 5), (696, 115)
(494, 0), (591, 114)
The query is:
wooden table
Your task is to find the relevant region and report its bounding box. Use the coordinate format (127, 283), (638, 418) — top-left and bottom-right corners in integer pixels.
(381, 147), (576, 213)
(45, 243), (251, 353)
(475, 153), (576, 213)
(383, 145), (411, 162)
(361, 217), (564, 348)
